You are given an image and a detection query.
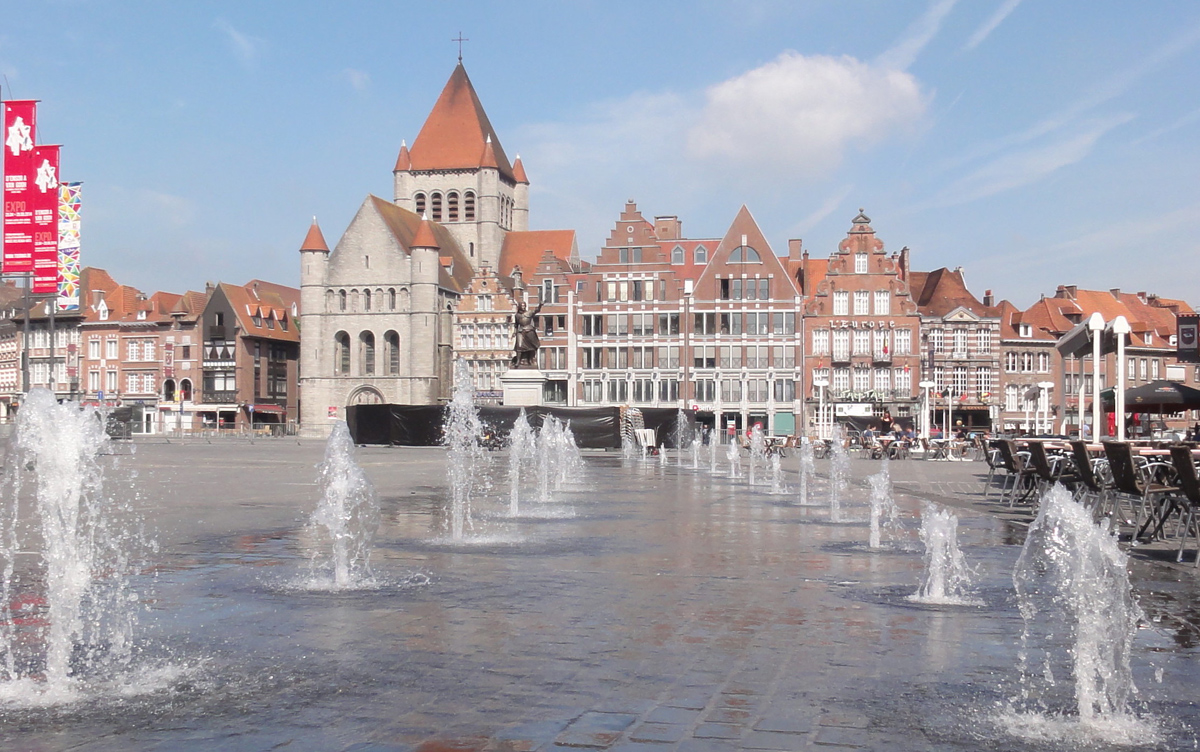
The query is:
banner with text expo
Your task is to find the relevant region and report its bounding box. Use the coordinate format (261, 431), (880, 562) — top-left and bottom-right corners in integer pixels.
(31, 144), (60, 293)
(3, 100), (38, 274)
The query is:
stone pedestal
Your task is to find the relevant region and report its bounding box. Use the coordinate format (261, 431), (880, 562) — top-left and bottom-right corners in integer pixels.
(500, 368), (546, 407)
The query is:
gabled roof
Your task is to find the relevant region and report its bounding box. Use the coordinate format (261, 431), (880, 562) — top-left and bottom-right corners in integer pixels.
(363, 196), (474, 293)
(695, 205), (800, 297)
(912, 267), (994, 318)
(498, 230), (578, 279)
(218, 281), (301, 344)
(404, 63), (516, 183)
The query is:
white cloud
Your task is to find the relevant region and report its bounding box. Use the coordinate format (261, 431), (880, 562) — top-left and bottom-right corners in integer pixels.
(686, 52), (928, 177)
(343, 68), (370, 92)
(215, 18), (262, 67)
(927, 114), (1133, 207)
(788, 185), (855, 238)
(875, 0), (958, 70)
(963, 0), (1023, 52)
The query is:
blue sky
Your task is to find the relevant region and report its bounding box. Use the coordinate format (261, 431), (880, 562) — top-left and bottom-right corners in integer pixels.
(3, 1), (1199, 308)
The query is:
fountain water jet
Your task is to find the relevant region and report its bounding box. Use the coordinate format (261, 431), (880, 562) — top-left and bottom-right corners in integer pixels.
(907, 501), (978, 605)
(867, 458), (898, 549)
(444, 359), (485, 540)
(796, 440), (816, 506)
(747, 426), (766, 486)
(0, 388), (143, 702)
(828, 425), (850, 521)
(726, 438), (741, 479)
(507, 410), (536, 516)
(1001, 485), (1157, 745)
(305, 422), (379, 590)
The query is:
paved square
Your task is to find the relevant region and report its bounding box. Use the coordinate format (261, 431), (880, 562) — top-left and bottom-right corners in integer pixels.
(0, 440), (1197, 751)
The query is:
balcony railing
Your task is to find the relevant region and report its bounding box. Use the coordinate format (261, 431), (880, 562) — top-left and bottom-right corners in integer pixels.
(202, 390), (238, 404)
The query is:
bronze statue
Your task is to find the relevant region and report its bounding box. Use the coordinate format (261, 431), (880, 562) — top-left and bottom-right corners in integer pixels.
(510, 300), (545, 368)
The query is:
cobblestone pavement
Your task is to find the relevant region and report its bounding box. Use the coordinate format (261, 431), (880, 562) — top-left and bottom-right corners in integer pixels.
(0, 441), (1197, 751)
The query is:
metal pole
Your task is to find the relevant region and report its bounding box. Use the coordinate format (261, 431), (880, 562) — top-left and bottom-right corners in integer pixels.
(1089, 312), (1104, 439)
(21, 272), (31, 395)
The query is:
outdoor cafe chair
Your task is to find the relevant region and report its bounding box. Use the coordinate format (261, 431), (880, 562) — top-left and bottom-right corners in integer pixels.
(982, 439), (1006, 498)
(1102, 441), (1179, 541)
(1069, 440), (1114, 519)
(996, 440), (1037, 506)
(1167, 447), (1200, 567)
(1027, 441), (1078, 499)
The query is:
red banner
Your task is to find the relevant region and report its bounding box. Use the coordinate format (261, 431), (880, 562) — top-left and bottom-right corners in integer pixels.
(31, 144), (60, 293)
(3, 100), (38, 273)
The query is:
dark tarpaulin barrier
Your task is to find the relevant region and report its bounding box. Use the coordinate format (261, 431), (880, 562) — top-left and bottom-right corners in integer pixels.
(346, 404), (622, 448)
(639, 407), (697, 448)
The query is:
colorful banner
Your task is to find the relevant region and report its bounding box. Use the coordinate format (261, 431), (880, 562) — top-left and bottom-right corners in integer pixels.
(31, 144), (59, 294)
(57, 182), (81, 310)
(3, 100), (38, 273)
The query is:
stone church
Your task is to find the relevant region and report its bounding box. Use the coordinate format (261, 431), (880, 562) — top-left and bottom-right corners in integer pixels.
(299, 62), (574, 436)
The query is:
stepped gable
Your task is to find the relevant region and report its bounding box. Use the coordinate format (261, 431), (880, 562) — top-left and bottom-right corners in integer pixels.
(365, 196), (474, 293)
(498, 230), (578, 279)
(406, 63), (515, 183)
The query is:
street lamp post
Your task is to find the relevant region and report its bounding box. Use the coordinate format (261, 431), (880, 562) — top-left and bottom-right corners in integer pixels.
(1112, 315), (1131, 440)
(1037, 381), (1055, 435)
(1088, 312), (1104, 438)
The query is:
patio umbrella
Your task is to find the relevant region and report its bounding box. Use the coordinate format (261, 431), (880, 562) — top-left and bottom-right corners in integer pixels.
(1099, 380), (1200, 414)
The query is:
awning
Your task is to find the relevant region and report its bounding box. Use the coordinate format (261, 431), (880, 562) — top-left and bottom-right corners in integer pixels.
(248, 403), (286, 414)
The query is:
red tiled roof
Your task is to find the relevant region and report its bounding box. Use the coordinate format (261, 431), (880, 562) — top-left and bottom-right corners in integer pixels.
(365, 196), (474, 293)
(498, 230), (577, 279)
(299, 218), (330, 252)
(406, 64), (515, 182)
(411, 215), (440, 249)
(221, 281), (301, 343)
(912, 268), (991, 317)
(512, 155), (528, 184)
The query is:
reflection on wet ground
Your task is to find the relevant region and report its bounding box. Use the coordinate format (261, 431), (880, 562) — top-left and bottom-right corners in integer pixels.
(0, 446), (1197, 751)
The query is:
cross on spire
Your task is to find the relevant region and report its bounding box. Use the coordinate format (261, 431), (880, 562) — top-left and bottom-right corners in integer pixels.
(452, 32), (469, 63)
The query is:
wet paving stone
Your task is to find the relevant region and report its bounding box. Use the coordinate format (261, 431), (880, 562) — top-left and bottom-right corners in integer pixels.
(644, 706), (704, 724)
(628, 723), (687, 743)
(555, 713), (638, 748)
(691, 723), (742, 739)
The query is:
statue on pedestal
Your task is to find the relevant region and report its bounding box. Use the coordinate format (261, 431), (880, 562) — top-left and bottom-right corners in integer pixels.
(510, 300), (545, 368)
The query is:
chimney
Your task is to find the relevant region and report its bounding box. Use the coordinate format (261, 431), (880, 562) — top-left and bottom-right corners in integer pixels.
(1110, 288), (1121, 298)
(983, 289), (994, 307)
(205, 281), (215, 296)
(788, 239), (803, 259)
(653, 215), (681, 240)
(1137, 291), (1147, 303)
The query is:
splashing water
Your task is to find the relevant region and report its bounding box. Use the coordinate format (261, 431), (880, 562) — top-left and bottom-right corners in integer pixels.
(659, 443), (667, 467)
(690, 436), (701, 470)
(1001, 485), (1158, 745)
(769, 452), (786, 495)
(674, 409), (691, 466)
(726, 438), (741, 479)
(444, 359), (486, 540)
(709, 435), (718, 475)
(828, 425), (850, 522)
(306, 422), (379, 590)
(507, 409), (536, 516)
(796, 440), (816, 506)
(748, 426), (766, 486)
(867, 458), (898, 549)
(908, 502), (978, 606)
(0, 388), (144, 703)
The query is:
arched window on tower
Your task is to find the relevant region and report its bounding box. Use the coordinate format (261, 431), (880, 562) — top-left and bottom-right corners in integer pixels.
(385, 331), (400, 375)
(414, 192), (426, 216)
(335, 332), (350, 374)
(430, 192), (443, 222)
(360, 331), (375, 376)
(464, 191), (476, 221)
(339, 290), (347, 311)
(447, 191), (459, 222)
(363, 289), (372, 311)
(388, 288), (397, 310)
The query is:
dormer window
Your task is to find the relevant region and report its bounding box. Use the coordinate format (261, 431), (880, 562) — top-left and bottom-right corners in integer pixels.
(137, 310), (147, 320)
(671, 246), (684, 265)
(1145, 332), (1153, 345)
(1019, 324), (1033, 338)
(252, 314), (262, 327)
(695, 246), (707, 264)
(98, 300), (109, 321)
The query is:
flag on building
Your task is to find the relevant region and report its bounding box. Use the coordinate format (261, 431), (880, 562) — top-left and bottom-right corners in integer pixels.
(2, 100), (38, 273)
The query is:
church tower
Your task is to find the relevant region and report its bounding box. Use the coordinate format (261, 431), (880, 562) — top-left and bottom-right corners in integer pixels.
(392, 63), (528, 273)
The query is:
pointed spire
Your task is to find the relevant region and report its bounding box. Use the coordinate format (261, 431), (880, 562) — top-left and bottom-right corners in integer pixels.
(407, 64), (515, 180)
(512, 153), (529, 184)
(394, 139), (411, 171)
(411, 212), (440, 250)
(300, 216), (330, 252)
(480, 133), (499, 169)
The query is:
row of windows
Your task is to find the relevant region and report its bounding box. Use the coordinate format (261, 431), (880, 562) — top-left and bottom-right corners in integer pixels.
(414, 191), (476, 223)
(811, 367), (916, 395)
(333, 331), (402, 376)
(578, 312), (797, 337)
(669, 246), (708, 265)
(327, 288), (407, 313)
(579, 345), (798, 370)
(580, 377), (794, 404)
(831, 290), (892, 316)
(813, 329), (914, 357)
(927, 328), (993, 355)
(1004, 352), (1052, 373)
